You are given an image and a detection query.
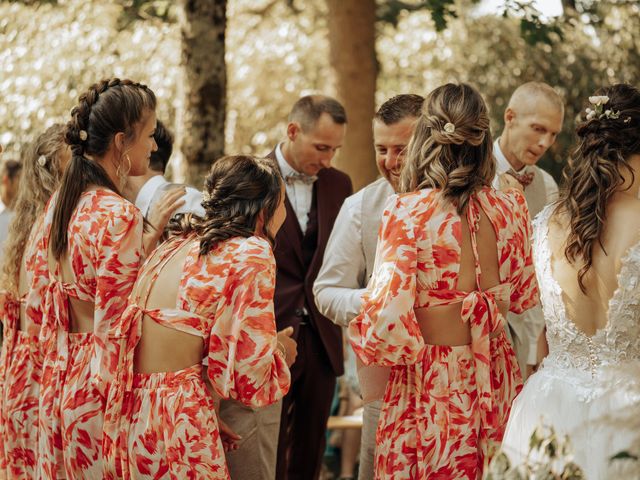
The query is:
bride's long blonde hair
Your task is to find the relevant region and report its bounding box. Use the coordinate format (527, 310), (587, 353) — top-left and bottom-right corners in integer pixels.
(399, 82), (494, 214)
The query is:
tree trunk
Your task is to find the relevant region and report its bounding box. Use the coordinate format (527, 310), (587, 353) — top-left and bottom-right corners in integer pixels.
(326, 0), (378, 192)
(177, 0), (226, 187)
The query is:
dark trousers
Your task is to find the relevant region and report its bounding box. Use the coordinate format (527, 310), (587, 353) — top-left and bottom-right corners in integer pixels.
(275, 322), (337, 480)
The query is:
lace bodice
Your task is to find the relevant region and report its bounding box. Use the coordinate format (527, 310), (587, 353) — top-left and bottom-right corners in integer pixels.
(533, 206), (640, 376)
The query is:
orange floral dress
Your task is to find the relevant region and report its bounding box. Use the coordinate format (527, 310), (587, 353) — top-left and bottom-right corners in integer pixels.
(103, 234), (291, 479)
(348, 187), (538, 479)
(0, 215), (48, 479)
(36, 189), (143, 479)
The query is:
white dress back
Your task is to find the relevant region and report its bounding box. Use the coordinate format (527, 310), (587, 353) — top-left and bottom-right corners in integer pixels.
(502, 205), (640, 478)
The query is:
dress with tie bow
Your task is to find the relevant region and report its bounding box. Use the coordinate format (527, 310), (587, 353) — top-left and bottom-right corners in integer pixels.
(36, 189), (143, 479)
(348, 187), (538, 479)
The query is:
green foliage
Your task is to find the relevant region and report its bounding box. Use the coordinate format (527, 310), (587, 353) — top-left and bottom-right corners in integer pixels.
(486, 424), (586, 479)
(1, 0), (639, 183)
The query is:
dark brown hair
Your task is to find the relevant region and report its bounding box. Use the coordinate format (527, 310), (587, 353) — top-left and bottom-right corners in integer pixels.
(50, 78), (156, 260)
(168, 155), (283, 256)
(399, 83), (493, 214)
(1, 125), (66, 293)
(374, 94), (424, 125)
(148, 120), (174, 174)
(556, 83), (640, 293)
(289, 95), (347, 131)
(1, 159), (22, 181)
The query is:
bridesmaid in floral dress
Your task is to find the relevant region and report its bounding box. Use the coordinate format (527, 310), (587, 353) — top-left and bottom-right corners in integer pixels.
(0, 125), (69, 479)
(102, 155), (296, 479)
(35, 78), (183, 479)
(348, 83), (539, 479)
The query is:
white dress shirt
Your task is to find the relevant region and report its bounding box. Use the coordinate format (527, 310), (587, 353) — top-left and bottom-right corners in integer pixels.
(135, 175), (205, 218)
(492, 138), (556, 369)
(491, 138), (558, 218)
(275, 143), (314, 234)
(314, 177), (394, 403)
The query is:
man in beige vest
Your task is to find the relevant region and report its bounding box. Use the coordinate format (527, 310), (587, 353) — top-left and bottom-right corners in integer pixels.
(314, 94), (424, 480)
(492, 81), (564, 378)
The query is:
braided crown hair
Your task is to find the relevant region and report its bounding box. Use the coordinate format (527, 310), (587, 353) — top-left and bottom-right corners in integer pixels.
(168, 155), (283, 256)
(399, 83), (494, 214)
(555, 83), (640, 293)
(50, 78), (156, 259)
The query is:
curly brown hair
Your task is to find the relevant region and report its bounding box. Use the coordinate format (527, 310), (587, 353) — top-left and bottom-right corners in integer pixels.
(555, 83), (640, 293)
(399, 83), (494, 214)
(0, 124), (67, 293)
(167, 155), (283, 256)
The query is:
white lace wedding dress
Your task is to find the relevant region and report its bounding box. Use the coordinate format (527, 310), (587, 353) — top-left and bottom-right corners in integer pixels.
(502, 205), (640, 478)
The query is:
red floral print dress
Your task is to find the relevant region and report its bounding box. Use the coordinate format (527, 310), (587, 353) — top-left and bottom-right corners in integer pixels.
(0, 215), (48, 479)
(36, 189), (143, 479)
(102, 234), (291, 479)
(349, 187), (538, 479)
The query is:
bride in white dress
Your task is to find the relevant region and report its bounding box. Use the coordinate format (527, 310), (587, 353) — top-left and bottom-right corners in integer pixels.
(502, 83), (640, 478)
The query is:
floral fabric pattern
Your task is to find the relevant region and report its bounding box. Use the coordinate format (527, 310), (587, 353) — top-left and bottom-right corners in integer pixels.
(103, 234), (291, 479)
(349, 187), (538, 479)
(36, 189), (143, 479)
(0, 215), (47, 480)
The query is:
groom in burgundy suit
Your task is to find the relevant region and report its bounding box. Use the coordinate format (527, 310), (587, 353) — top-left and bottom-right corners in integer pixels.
(271, 95), (352, 480)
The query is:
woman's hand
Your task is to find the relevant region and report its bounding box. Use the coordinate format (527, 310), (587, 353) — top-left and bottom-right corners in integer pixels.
(142, 186), (186, 255)
(498, 172), (523, 192)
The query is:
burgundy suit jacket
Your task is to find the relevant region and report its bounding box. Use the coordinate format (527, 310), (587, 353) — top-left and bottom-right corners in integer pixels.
(266, 149), (352, 376)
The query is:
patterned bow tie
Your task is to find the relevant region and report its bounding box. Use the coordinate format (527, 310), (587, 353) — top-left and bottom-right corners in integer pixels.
(506, 169), (535, 189)
(284, 172), (317, 186)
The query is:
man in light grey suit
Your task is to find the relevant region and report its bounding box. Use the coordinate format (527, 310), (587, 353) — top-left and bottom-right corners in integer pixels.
(314, 94), (424, 480)
(492, 81), (564, 378)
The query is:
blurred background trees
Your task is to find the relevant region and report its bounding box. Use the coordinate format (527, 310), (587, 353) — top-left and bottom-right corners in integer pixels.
(1, 0), (639, 189)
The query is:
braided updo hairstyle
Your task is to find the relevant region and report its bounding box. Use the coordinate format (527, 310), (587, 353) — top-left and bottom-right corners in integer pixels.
(50, 78), (156, 259)
(555, 83), (640, 293)
(399, 83), (494, 214)
(168, 155), (283, 256)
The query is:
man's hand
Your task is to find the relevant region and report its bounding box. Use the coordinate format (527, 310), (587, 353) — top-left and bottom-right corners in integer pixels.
(277, 326), (298, 367)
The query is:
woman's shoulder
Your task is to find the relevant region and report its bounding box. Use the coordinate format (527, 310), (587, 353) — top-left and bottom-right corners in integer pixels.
(216, 236), (274, 263)
(83, 188), (141, 223)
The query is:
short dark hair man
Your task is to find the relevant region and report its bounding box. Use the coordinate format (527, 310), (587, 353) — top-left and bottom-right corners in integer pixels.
(314, 94), (424, 480)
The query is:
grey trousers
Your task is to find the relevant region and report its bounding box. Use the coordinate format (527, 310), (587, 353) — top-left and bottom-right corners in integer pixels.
(219, 399), (282, 480)
(358, 400), (382, 480)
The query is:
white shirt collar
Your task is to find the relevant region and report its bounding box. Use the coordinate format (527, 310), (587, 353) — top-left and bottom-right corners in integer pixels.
(494, 137), (530, 174)
(135, 174), (169, 216)
(275, 142), (298, 177)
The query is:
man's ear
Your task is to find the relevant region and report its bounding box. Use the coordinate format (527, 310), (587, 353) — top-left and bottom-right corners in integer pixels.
(287, 122), (300, 142)
(504, 108), (516, 125)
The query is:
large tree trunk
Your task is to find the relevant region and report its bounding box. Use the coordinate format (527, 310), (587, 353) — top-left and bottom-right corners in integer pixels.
(177, 0), (226, 186)
(326, 0), (377, 192)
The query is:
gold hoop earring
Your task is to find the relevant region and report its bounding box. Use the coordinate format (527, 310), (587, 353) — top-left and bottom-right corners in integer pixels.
(124, 154), (132, 175)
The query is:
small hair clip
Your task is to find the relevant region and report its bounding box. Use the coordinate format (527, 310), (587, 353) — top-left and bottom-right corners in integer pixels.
(443, 122), (456, 134)
(79, 130), (88, 141)
(37, 155), (47, 167)
(624, 116), (632, 124)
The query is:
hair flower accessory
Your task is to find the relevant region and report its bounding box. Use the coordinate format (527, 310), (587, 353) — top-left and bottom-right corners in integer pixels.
(37, 155), (47, 167)
(586, 95), (620, 121)
(79, 130), (88, 141)
(443, 122), (456, 134)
